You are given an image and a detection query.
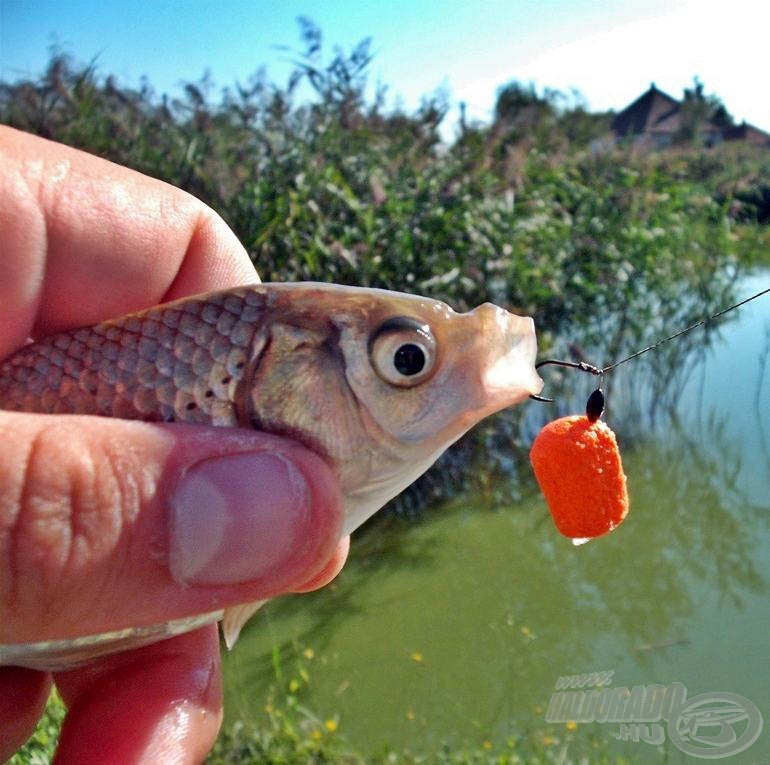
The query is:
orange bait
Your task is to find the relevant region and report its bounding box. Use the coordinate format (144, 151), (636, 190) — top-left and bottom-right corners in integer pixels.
(530, 415), (629, 539)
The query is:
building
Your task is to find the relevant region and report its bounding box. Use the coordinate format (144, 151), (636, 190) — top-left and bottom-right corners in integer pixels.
(612, 84), (770, 149)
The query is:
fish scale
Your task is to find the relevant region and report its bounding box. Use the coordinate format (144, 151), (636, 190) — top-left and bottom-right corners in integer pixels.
(0, 287), (263, 426)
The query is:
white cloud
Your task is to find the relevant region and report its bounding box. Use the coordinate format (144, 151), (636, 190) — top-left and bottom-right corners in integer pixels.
(444, 0), (770, 133)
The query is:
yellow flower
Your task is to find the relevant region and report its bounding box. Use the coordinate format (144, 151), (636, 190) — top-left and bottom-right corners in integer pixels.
(406, 709), (415, 721)
(542, 734), (558, 746)
(310, 729), (322, 741)
(566, 721), (578, 732)
(303, 647), (315, 660)
(482, 740), (492, 750)
(288, 678), (300, 693)
(410, 651), (424, 662)
(520, 625), (533, 638)
(324, 719), (338, 733)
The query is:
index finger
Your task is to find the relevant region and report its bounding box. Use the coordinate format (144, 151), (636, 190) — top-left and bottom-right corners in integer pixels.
(0, 126), (257, 358)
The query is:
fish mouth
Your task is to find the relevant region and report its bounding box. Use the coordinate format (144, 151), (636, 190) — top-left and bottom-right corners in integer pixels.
(484, 316), (543, 400)
(470, 304), (543, 413)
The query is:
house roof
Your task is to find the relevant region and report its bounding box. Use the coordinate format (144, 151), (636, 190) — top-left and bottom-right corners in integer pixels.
(723, 121), (770, 146)
(612, 84), (770, 147)
(612, 84), (681, 138)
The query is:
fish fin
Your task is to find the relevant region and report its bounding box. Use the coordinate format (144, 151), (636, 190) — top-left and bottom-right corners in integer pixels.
(221, 600), (267, 649)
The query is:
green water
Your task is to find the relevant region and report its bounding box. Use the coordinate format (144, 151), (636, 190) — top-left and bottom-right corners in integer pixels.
(223, 273), (770, 761)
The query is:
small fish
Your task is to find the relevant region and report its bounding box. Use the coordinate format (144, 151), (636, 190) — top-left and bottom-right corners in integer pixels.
(0, 282), (542, 668)
(635, 638), (690, 653)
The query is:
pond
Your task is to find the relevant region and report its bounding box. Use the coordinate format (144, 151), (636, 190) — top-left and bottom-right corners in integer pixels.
(221, 271), (770, 762)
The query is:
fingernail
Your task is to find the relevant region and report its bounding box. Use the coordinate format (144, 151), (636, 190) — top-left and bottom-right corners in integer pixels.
(169, 452), (311, 585)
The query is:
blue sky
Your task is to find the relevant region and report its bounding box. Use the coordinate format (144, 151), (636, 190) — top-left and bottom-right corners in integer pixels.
(1, 0), (767, 139)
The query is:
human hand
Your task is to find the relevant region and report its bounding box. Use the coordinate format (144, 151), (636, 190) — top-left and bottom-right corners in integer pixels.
(0, 126), (349, 762)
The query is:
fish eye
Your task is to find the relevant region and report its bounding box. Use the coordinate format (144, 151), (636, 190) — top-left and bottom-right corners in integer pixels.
(370, 317), (437, 387)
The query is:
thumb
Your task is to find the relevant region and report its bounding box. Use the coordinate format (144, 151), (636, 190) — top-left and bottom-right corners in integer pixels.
(0, 411), (343, 647)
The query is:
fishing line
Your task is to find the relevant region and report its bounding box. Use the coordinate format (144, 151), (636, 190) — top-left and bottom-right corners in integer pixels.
(601, 284), (770, 373)
(533, 283), (770, 405)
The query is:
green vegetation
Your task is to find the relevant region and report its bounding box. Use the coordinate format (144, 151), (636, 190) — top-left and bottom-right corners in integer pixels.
(3, 26), (768, 348)
(4, 21), (770, 764)
(209, 715), (630, 764)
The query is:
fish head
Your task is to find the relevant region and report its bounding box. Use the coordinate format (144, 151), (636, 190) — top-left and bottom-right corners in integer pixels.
(335, 294), (542, 447)
(253, 284), (543, 533)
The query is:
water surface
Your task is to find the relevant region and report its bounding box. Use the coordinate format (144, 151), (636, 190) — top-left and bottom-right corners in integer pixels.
(223, 272), (770, 761)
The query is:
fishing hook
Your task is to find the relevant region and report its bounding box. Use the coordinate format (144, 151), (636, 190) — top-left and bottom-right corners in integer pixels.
(529, 359), (603, 403)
